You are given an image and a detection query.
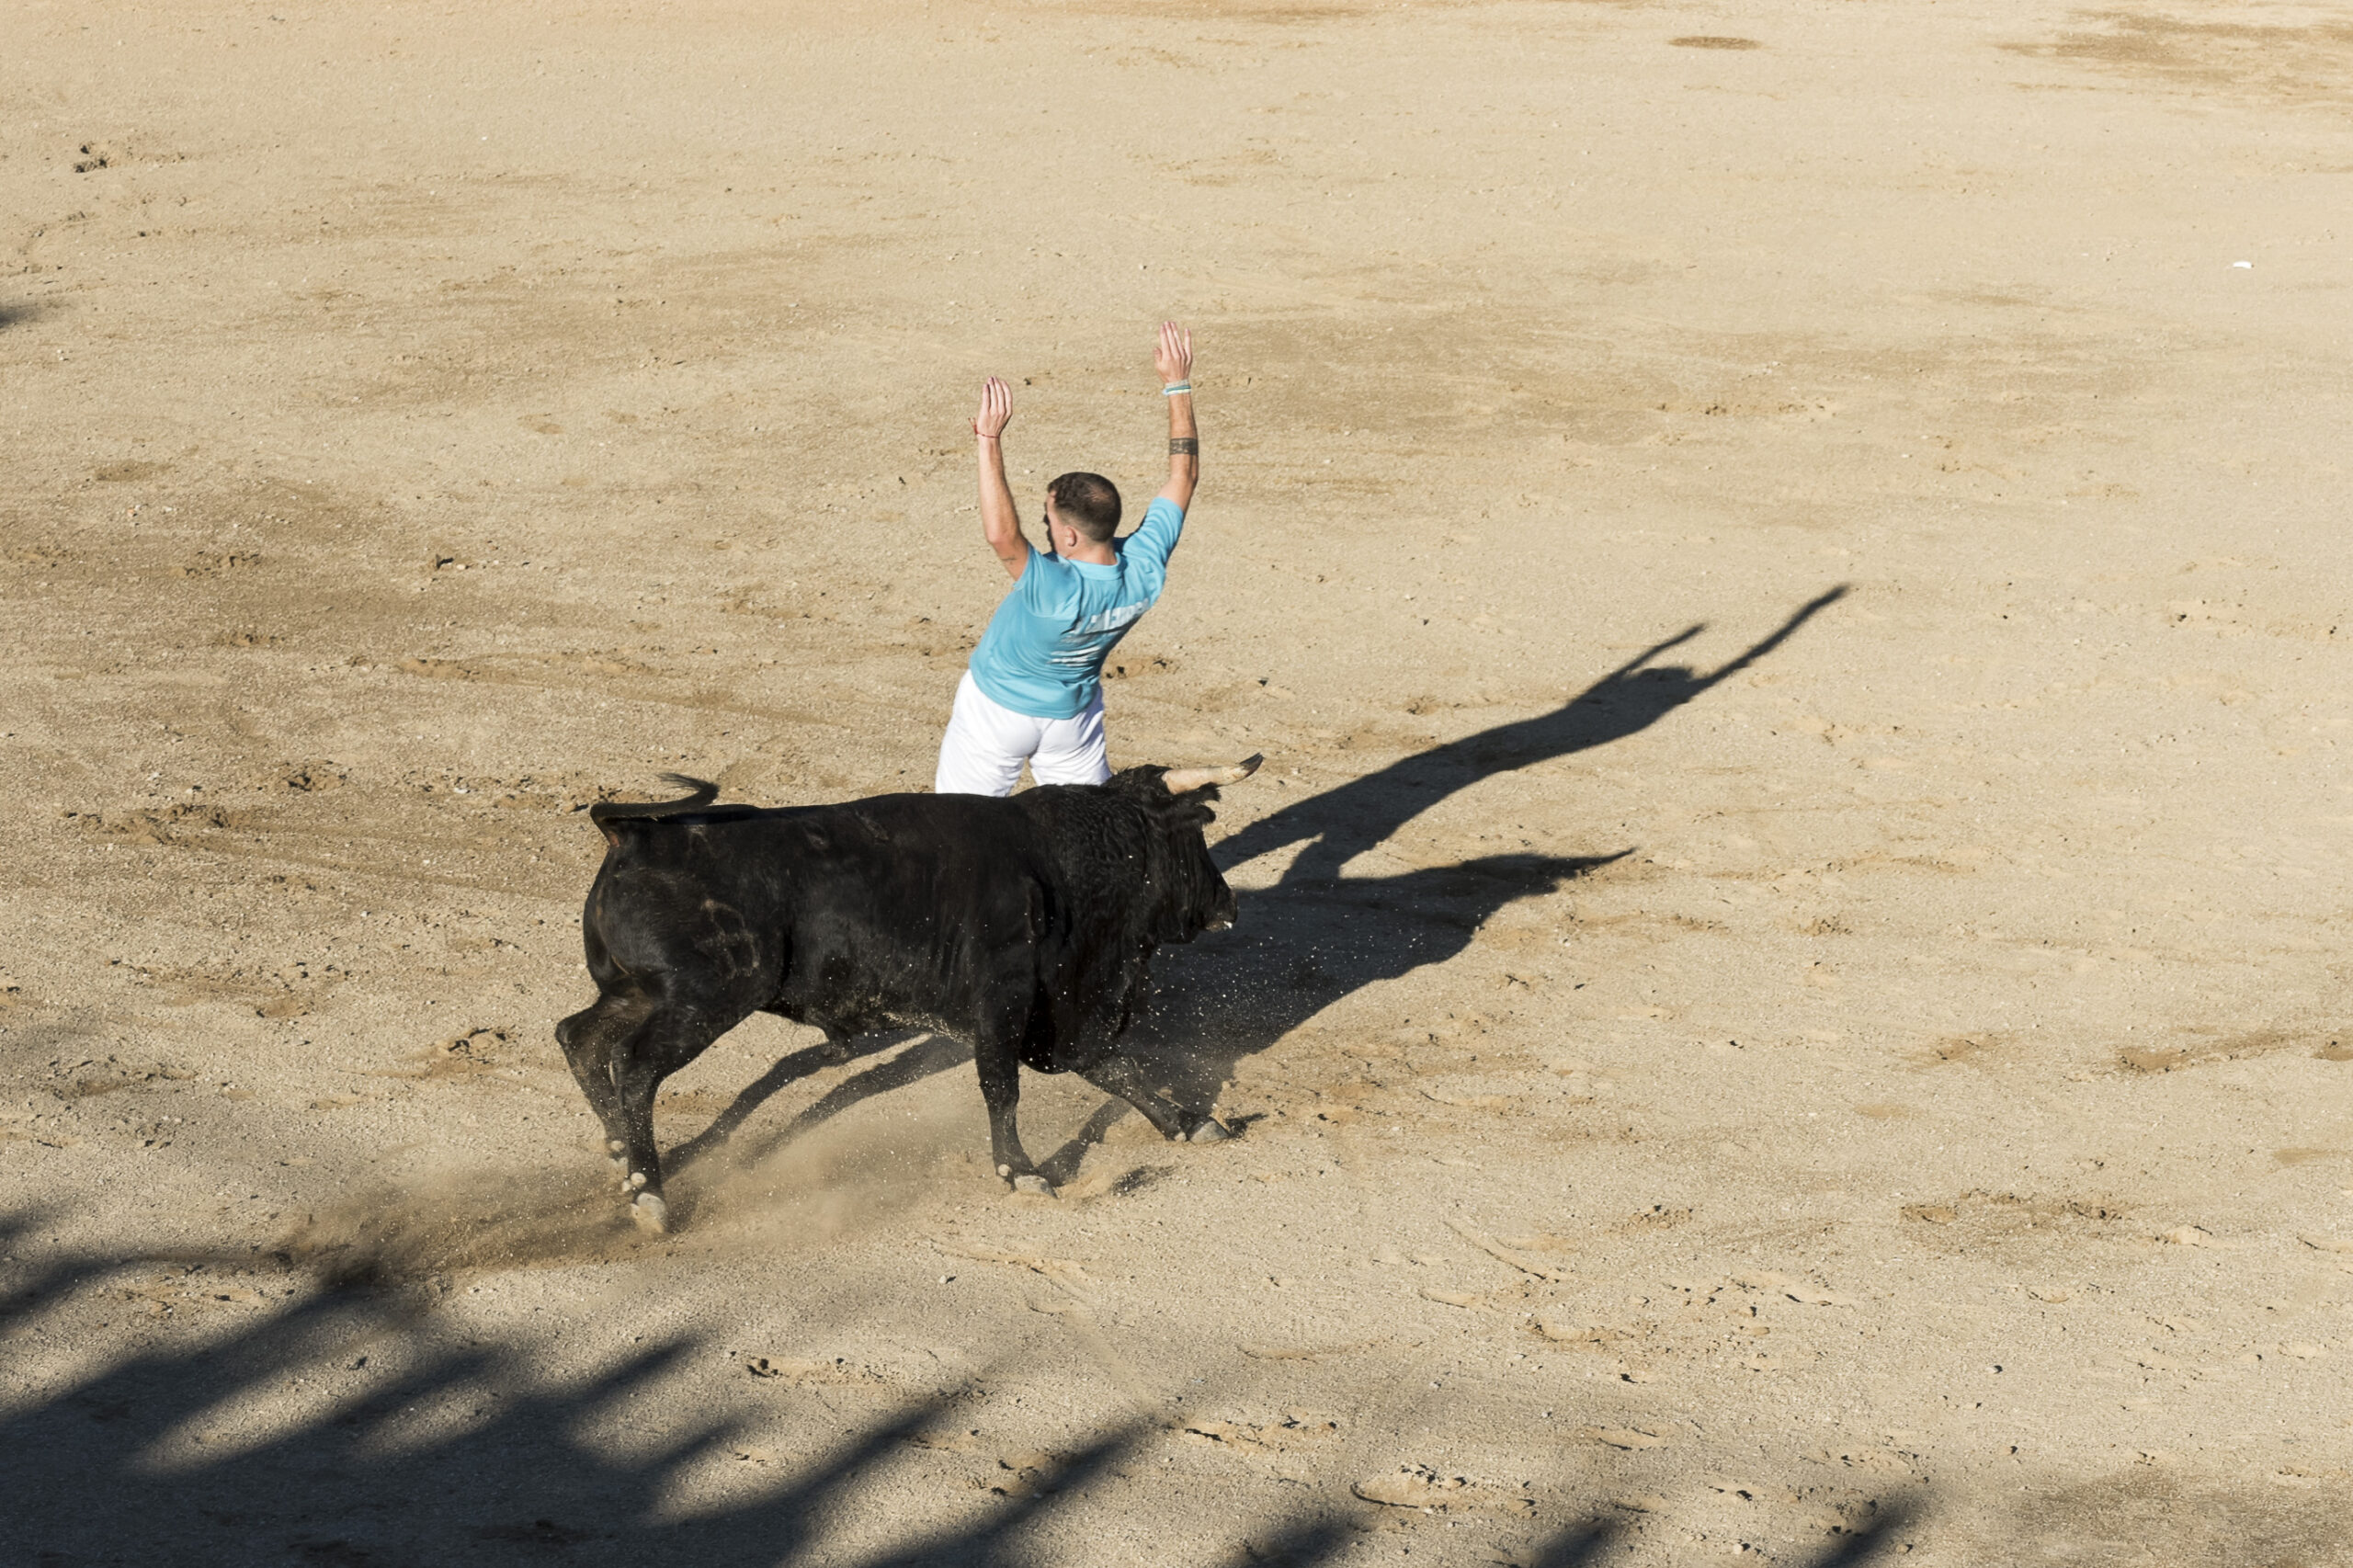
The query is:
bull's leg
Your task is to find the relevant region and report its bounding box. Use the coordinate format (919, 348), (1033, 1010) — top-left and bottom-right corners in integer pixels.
(556, 991), (654, 1173)
(973, 1034), (1049, 1196)
(609, 1004), (737, 1233)
(1076, 1056), (1231, 1144)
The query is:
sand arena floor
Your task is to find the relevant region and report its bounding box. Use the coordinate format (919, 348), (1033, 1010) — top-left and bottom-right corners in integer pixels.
(4, 2), (2351, 1562)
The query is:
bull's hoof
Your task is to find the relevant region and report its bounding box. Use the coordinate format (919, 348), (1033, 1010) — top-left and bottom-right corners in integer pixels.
(631, 1193), (669, 1234)
(1010, 1174), (1057, 1198)
(1185, 1117), (1233, 1144)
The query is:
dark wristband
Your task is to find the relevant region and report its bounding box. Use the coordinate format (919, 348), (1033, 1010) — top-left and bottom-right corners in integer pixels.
(1169, 437), (1198, 455)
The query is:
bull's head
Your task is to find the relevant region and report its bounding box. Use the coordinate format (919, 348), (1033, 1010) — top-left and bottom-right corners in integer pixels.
(1112, 754), (1262, 941)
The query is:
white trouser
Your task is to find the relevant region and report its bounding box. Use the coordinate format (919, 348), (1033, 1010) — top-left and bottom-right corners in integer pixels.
(935, 669), (1111, 796)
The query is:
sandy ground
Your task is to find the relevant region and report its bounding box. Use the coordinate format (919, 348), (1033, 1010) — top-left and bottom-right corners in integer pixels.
(6, 1), (2353, 1562)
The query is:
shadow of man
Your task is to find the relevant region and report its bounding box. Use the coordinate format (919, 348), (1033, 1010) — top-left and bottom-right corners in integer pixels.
(1127, 848), (1625, 1116)
(1217, 584), (1848, 889)
(1123, 584), (1848, 1114)
(666, 586), (1848, 1181)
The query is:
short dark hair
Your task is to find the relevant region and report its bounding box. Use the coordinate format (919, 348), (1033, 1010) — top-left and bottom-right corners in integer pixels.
(1047, 472), (1121, 542)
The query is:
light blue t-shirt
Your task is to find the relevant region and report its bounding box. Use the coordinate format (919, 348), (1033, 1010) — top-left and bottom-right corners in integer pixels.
(967, 497), (1185, 720)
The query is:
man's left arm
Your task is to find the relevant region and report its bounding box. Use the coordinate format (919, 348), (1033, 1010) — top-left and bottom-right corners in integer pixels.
(1154, 321), (1198, 515)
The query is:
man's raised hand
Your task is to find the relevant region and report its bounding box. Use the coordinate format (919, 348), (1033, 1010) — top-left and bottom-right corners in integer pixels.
(1154, 322), (1192, 387)
(972, 376), (1013, 440)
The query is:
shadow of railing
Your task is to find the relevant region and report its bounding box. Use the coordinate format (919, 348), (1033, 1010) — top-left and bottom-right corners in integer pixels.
(1, 1235), (1146, 1567)
(1, 1222), (1925, 1566)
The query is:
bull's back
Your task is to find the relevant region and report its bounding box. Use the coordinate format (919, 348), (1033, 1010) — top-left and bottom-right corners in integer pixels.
(587, 793), (1063, 1016)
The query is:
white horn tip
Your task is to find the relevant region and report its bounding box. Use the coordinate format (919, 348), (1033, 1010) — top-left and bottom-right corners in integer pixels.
(1165, 754), (1267, 793)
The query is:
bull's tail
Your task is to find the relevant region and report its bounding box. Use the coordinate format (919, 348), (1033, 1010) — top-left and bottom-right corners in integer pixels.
(588, 774), (721, 834)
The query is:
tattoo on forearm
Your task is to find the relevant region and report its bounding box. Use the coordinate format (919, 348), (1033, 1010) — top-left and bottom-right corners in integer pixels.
(1169, 437), (1198, 455)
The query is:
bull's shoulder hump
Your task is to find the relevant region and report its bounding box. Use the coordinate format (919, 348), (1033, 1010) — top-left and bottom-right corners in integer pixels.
(825, 791), (1040, 839)
(606, 792), (1044, 865)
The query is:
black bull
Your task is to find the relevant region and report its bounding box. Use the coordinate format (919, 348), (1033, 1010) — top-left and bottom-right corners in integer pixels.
(556, 759), (1260, 1232)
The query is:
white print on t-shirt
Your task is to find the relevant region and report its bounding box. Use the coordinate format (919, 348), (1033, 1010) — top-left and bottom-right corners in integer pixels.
(1045, 601), (1148, 665)
(1074, 602), (1148, 635)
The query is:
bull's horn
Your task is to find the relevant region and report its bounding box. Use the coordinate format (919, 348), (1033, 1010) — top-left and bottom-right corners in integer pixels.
(1164, 754), (1264, 794)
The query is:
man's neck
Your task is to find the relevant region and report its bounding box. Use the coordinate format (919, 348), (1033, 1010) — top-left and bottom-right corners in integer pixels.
(1056, 537), (1117, 566)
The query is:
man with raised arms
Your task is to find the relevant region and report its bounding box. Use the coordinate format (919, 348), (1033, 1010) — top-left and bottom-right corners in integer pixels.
(934, 321), (1200, 795)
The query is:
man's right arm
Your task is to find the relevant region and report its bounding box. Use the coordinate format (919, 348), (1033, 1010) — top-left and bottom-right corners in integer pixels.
(973, 375), (1027, 581)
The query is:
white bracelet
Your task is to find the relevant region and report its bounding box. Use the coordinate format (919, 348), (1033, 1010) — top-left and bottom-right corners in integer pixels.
(1162, 382), (1191, 396)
